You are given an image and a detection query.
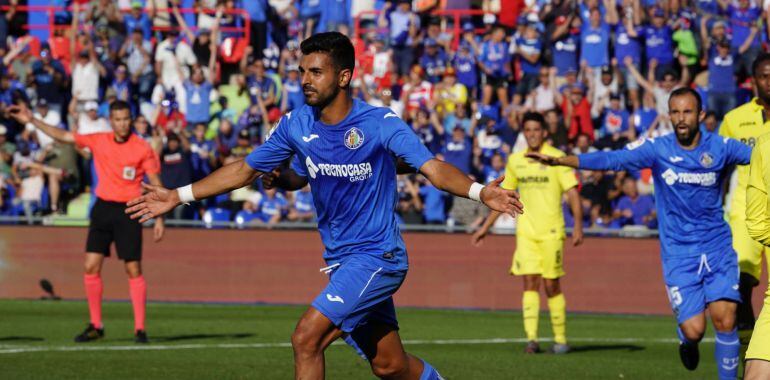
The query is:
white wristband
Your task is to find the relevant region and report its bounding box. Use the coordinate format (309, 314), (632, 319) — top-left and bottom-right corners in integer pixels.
(468, 182), (484, 202)
(177, 184), (195, 204)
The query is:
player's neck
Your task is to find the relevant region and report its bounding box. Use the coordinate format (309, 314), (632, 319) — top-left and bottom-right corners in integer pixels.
(318, 94), (353, 126)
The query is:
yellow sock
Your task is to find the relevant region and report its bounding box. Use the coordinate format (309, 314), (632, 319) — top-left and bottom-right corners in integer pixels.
(522, 291), (540, 342)
(548, 293), (567, 344)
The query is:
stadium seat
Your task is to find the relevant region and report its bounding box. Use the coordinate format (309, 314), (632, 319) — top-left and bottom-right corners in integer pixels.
(202, 207), (231, 229)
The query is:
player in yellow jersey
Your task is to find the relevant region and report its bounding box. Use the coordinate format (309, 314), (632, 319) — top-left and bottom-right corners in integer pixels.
(720, 54), (770, 356)
(471, 112), (584, 354)
(744, 133), (770, 379)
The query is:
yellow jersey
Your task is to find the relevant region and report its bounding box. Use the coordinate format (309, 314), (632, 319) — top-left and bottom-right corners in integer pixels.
(747, 133), (770, 246)
(502, 144), (578, 238)
(720, 98), (770, 219)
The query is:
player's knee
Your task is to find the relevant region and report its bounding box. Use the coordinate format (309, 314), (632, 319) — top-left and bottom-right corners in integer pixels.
(370, 355), (409, 379)
(291, 325), (321, 355)
(713, 314), (736, 332)
(83, 262), (100, 275)
(544, 280), (561, 297)
(680, 323), (705, 342)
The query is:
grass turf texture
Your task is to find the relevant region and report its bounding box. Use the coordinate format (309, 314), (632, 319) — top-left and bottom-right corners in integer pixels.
(0, 299), (723, 379)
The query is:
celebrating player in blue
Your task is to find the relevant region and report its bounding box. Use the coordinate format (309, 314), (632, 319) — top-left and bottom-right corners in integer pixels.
(528, 88), (751, 380)
(125, 32), (523, 380)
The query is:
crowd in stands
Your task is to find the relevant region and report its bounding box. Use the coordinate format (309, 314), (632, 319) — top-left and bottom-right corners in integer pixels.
(0, 0), (763, 229)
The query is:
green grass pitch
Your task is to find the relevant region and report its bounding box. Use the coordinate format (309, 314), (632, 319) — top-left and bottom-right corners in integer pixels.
(0, 299), (726, 379)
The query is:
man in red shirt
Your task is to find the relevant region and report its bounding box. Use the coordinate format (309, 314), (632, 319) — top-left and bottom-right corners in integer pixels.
(8, 100), (164, 344)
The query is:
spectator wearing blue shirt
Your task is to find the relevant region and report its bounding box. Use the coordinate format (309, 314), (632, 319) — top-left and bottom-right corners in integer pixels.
(246, 60), (277, 108)
(420, 38), (448, 84)
(596, 93), (634, 150)
(483, 152), (506, 185)
(513, 23), (543, 105)
(614, 177), (656, 228)
(418, 180), (449, 224)
(281, 64), (305, 112)
(607, 2), (643, 110)
(644, 8), (676, 79)
(550, 13), (580, 80)
(189, 123), (217, 181)
(379, 0), (419, 76)
(412, 108), (443, 155)
(241, 0), (269, 59)
(122, 1), (152, 41)
(258, 187), (288, 226)
(441, 126), (473, 174)
(580, 8), (610, 80)
(707, 39), (736, 120)
(109, 65), (132, 106)
(299, 0), (323, 39)
(579, 0), (605, 24)
(728, 0), (762, 76)
(184, 67), (214, 127)
(452, 42), (479, 96)
(633, 94), (659, 137)
(479, 25), (510, 107)
(288, 185), (315, 222)
(318, 0), (351, 33)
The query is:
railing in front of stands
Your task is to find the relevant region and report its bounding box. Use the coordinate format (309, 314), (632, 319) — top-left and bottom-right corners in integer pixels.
(0, 215), (660, 238)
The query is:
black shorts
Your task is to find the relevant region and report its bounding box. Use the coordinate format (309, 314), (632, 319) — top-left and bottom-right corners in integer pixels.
(86, 198), (142, 261)
(485, 75), (508, 89)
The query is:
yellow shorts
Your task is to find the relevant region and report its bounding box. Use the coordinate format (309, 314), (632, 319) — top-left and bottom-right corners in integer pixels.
(511, 236), (565, 279)
(747, 290), (770, 361)
(730, 216), (770, 281)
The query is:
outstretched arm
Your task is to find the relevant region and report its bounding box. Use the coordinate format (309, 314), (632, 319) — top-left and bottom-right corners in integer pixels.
(127, 159), (262, 223)
(527, 138), (656, 171)
(419, 159), (523, 217)
(7, 104), (75, 144)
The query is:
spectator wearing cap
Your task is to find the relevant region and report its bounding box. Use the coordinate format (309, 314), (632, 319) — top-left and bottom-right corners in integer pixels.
(596, 93), (634, 150)
(400, 65), (433, 118)
(474, 115), (505, 167)
(452, 40), (479, 97)
(512, 21), (543, 106)
(160, 132), (193, 219)
(479, 24), (510, 107)
(420, 38), (448, 84)
(579, 7), (610, 82)
(31, 45), (67, 111)
(154, 94), (187, 134)
(460, 22), (482, 54)
(120, 1), (152, 41)
(379, 0), (420, 76)
(189, 123), (217, 181)
(281, 64), (305, 113)
(707, 39), (737, 120)
(728, 0), (762, 76)
(588, 65), (620, 120)
(120, 28), (155, 102)
(231, 128), (255, 158)
(606, 0), (643, 110)
(26, 99), (61, 150)
(644, 7), (675, 79)
(184, 66), (215, 128)
(549, 12), (581, 86)
(433, 67), (467, 116)
(71, 100), (111, 135)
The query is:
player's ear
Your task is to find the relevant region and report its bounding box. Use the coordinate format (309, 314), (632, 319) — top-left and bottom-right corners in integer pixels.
(339, 68), (352, 89)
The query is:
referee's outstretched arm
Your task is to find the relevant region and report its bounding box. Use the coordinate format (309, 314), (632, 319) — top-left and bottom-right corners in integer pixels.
(126, 159), (262, 223)
(8, 104), (75, 144)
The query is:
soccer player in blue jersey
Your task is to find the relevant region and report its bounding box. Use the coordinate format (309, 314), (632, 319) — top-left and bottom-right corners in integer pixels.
(528, 88), (751, 380)
(125, 32), (523, 379)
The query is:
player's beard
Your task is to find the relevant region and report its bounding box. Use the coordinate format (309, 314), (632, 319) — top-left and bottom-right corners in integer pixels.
(674, 122), (699, 147)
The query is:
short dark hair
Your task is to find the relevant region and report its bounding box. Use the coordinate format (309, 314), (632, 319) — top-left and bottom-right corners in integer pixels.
(521, 111), (546, 129)
(669, 87), (702, 113)
(109, 100), (131, 115)
(752, 52), (770, 78)
(300, 32), (355, 72)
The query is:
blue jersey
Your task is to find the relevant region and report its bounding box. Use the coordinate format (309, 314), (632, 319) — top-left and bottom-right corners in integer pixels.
(578, 130), (751, 258)
(614, 24), (643, 64)
(580, 23), (610, 68)
(644, 26), (675, 65)
(552, 32), (579, 75)
(245, 100), (434, 269)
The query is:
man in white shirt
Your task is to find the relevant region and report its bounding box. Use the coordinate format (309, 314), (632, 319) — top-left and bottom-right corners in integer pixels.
(71, 49), (105, 102)
(77, 101), (111, 135)
(26, 99), (61, 149)
(155, 30), (196, 112)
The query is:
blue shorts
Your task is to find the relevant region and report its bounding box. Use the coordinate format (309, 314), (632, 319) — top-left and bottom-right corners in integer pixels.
(662, 250), (740, 324)
(311, 255), (406, 334)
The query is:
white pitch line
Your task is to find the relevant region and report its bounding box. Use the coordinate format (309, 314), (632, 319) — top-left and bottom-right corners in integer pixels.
(0, 336), (715, 355)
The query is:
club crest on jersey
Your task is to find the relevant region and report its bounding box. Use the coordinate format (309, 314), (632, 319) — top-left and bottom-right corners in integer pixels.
(699, 152), (714, 168)
(344, 127), (364, 150)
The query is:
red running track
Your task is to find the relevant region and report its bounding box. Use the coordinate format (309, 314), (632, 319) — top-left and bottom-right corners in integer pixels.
(0, 226), (766, 315)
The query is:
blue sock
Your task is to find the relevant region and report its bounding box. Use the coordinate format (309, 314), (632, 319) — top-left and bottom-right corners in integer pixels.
(420, 359), (443, 380)
(714, 328), (740, 380)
